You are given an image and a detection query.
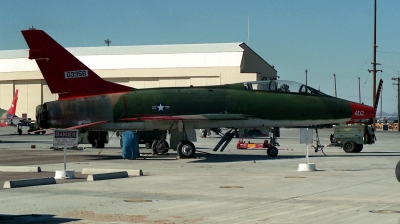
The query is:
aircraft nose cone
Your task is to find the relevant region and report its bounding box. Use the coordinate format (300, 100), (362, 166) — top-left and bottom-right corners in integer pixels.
(349, 102), (375, 120)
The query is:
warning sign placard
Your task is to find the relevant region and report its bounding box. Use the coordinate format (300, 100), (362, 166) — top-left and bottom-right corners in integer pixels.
(53, 129), (78, 147)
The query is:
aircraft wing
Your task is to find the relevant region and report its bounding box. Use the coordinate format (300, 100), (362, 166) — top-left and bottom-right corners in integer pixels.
(65, 120), (109, 130)
(42, 120), (110, 134)
(120, 114), (249, 121)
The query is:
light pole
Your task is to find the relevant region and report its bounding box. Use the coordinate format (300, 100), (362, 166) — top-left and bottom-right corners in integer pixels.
(358, 77), (361, 103)
(333, 73), (337, 97)
(380, 85), (383, 119)
(368, 0), (382, 107)
(392, 76), (400, 132)
(305, 69), (308, 86)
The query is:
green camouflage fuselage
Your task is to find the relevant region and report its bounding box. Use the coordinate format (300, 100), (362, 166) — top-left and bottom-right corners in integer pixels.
(38, 83), (357, 131)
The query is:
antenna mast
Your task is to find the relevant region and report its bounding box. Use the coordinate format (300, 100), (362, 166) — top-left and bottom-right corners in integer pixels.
(247, 17), (250, 45)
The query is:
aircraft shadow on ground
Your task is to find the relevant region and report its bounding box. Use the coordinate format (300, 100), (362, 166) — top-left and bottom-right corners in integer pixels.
(0, 140), (51, 144)
(80, 154), (125, 161)
(189, 151), (400, 163)
(75, 149), (400, 163)
(0, 214), (80, 224)
(0, 133), (47, 136)
(80, 154), (176, 161)
(190, 153), (308, 163)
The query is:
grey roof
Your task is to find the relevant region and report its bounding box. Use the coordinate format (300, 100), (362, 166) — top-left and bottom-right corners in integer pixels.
(0, 42), (245, 59)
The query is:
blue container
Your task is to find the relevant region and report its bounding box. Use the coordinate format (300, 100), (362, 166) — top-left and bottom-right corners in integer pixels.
(121, 131), (140, 159)
(383, 124), (389, 131)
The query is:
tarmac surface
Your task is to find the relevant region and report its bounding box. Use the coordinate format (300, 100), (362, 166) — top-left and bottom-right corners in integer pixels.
(0, 126), (400, 223)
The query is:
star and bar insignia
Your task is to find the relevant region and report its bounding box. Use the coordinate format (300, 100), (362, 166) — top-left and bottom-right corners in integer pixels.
(152, 103), (170, 112)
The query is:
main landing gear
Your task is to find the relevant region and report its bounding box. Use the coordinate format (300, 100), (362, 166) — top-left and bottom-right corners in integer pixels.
(88, 131), (109, 148)
(175, 123), (196, 159)
(152, 139), (169, 155)
(177, 141), (196, 158)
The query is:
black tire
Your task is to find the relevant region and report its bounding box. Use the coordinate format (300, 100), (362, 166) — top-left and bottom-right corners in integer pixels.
(201, 130), (207, 138)
(343, 141), (357, 153)
(97, 139), (105, 148)
(18, 129), (22, 135)
(161, 141), (169, 153)
(354, 144), (363, 152)
(41, 131), (46, 135)
(93, 139), (104, 148)
(120, 137), (123, 148)
(267, 147), (279, 157)
(152, 140), (169, 154)
(395, 160), (400, 182)
(145, 142), (151, 149)
(177, 141), (195, 158)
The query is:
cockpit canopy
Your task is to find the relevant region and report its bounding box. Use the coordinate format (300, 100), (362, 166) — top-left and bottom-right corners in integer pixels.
(243, 80), (329, 96)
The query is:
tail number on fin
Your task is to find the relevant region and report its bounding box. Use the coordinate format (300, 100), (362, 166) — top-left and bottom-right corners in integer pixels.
(65, 70), (88, 79)
(354, 111), (364, 116)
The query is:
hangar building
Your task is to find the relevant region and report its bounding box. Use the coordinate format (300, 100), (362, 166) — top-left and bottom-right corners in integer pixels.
(0, 42), (277, 118)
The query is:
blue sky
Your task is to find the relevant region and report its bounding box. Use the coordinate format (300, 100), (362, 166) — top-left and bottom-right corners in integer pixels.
(2, 0), (400, 114)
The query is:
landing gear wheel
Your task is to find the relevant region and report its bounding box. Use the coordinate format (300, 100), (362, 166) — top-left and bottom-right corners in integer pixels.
(18, 128), (22, 135)
(145, 142), (151, 149)
(343, 141), (356, 153)
(200, 130), (207, 138)
(152, 140), (170, 154)
(92, 139), (104, 148)
(267, 147), (278, 157)
(177, 141), (195, 158)
(395, 160), (400, 182)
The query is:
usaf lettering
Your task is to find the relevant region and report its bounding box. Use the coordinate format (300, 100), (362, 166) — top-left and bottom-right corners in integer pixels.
(64, 70), (88, 79)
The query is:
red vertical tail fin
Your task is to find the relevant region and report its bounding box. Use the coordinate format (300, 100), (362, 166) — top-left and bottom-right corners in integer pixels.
(21, 30), (132, 100)
(7, 89), (18, 115)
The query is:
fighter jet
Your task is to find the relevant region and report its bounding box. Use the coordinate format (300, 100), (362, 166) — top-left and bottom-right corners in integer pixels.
(0, 89), (19, 127)
(22, 29), (375, 158)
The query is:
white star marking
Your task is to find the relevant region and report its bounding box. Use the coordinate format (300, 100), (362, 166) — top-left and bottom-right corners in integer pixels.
(157, 103), (165, 111)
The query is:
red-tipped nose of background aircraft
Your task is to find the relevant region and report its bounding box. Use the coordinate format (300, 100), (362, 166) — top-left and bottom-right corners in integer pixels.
(349, 102), (376, 121)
